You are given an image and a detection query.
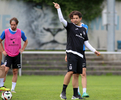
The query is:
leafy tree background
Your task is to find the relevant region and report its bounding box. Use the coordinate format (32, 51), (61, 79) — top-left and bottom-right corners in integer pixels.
(24, 0), (121, 22)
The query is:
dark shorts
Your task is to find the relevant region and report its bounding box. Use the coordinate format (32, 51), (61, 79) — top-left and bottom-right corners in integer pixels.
(67, 53), (83, 74)
(82, 51), (86, 68)
(4, 53), (21, 69)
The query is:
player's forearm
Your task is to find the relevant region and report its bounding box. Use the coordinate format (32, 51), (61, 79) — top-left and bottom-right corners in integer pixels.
(0, 43), (4, 52)
(0, 52), (2, 63)
(84, 40), (96, 53)
(57, 8), (67, 27)
(0, 43), (2, 53)
(22, 39), (28, 51)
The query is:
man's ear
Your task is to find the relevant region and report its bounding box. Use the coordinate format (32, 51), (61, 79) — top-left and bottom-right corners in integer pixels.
(80, 17), (82, 20)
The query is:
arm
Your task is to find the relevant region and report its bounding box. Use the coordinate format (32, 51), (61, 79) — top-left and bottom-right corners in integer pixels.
(20, 31), (28, 53)
(65, 54), (67, 62)
(0, 39), (7, 56)
(84, 40), (100, 56)
(19, 39), (28, 53)
(0, 43), (2, 63)
(0, 40), (2, 52)
(84, 40), (96, 52)
(53, 2), (67, 27)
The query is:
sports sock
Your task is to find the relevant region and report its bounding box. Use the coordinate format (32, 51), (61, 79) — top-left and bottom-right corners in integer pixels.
(11, 82), (16, 90)
(2, 82), (4, 86)
(83, 88), (86, 93)
(0, 78), (4, 87)
(62, 84), (67, 93)
(73, 88), (78, 96)
(78, 86), (80, 93)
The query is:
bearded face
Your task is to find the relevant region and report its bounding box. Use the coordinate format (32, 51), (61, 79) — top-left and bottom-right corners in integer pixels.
(10, 21), (17, 31)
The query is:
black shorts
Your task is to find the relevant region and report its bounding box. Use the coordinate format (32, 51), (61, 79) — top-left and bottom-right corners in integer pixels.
(67, 53), (83, 74)
(4, 53), (21, 69)
(82, 51), (86, 68)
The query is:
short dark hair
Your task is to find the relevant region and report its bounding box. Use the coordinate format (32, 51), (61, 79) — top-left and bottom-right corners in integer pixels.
(69, 11), (82, 19)
(10, 17), (19, 25)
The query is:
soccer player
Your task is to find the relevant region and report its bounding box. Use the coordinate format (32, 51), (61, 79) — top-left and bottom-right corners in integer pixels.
(67, 13), (90, 97)
(0, 17), (28, 93)
(53, 2), (100, 100)
(0, 44), (10, 91)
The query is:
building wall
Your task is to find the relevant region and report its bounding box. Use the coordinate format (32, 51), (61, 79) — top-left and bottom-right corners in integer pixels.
(0, 0), (121, 50)
(88, 1), (121, 50)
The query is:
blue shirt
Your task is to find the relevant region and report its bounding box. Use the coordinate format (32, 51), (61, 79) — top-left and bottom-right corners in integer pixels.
(81, 23), (88, 51)
(0, 28), (27, 41)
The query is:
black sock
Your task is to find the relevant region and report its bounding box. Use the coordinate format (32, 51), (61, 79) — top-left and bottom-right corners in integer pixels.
(73, 88), (78, 96)
(62, 84), (67, 93)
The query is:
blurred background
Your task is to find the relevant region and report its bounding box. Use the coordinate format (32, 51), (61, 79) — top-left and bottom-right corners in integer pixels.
(1, 0), (121, 76)
(0, 0), (121, 51)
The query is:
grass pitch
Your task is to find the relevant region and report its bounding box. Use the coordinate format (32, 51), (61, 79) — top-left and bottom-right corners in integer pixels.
(2, 75), (121, 100)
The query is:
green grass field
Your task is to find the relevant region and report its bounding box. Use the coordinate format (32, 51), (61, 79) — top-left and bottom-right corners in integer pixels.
(2, 75), (121, 100)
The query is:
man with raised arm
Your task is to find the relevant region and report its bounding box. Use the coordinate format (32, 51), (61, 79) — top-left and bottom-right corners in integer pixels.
(53, 2), (100, 100)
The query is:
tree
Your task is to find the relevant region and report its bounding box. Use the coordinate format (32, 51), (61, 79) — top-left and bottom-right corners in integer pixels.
(24, 0), (104, 22)
(24, 0), (121, 22)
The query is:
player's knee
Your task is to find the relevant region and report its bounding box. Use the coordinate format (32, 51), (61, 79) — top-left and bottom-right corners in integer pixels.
(13, 70), (18, 75)
(81, 72), (86, 77)
(13, 72), (18, 75)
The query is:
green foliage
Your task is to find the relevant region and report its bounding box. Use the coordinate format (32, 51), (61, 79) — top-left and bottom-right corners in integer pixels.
(23, 0), (104, 22)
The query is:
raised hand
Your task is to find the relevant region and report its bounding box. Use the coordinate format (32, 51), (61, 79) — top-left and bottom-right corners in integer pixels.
(53, 2), (60, 9)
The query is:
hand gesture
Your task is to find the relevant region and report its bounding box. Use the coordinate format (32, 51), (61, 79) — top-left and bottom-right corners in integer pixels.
(95, 51), (100, 56)
(19, 49), (24, 53)
(53, 2), (60, 9)
(2, 50), (7, 56)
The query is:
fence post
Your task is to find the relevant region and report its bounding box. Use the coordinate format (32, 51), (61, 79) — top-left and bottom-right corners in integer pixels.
(19, 53), (22, 76)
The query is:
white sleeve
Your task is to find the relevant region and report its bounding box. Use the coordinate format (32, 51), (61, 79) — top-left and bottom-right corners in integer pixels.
(84, 40), (96, 53)
(57, 8), (67, 27)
